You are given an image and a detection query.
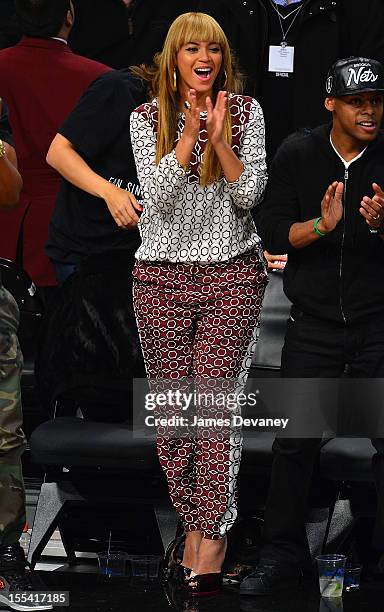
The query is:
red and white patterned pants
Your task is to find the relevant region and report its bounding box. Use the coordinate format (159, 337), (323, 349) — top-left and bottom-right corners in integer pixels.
(133, 250), (267, 539)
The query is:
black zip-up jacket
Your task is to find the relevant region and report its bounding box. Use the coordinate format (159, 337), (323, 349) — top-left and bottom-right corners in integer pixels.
(258, 125), (384, 324)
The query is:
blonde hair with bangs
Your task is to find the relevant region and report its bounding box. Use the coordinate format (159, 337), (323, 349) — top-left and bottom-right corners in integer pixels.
(131, 12), (244, 186)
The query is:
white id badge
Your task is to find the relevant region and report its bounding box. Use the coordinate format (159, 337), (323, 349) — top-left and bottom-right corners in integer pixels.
(268, 45), (295, 73)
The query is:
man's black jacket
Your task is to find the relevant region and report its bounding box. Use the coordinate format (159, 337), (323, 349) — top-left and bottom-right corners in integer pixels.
(198, 0), (384, 129)
(258, 125), (384, 324)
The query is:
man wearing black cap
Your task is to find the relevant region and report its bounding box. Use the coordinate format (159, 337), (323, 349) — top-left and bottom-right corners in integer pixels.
(241, 56), (384, 595)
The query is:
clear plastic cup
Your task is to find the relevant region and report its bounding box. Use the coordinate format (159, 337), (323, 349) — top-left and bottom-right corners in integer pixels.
(319, 596), (344, 611)
(343, 564), (362, 591)
(316, 554), (346, 598)
(127, 555), (162, 579)
(97, 550), (128, 577)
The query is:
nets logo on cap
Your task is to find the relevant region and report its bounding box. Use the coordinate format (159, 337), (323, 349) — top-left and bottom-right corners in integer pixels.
(325, 57), (384, 97)
(346, 63), (379, 88)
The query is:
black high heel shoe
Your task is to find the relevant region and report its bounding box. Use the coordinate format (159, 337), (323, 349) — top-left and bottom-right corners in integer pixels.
(173, 563), (192, 585)
(185, 572), (223, 596)
(162, 534), (192, 585)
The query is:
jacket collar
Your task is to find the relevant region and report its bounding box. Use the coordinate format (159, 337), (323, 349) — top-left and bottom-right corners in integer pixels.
(17, 36), (72, 53)
(311, 123), (384, 160)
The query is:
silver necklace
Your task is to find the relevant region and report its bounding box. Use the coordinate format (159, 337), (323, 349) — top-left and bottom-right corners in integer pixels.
(269, 1), (303, 20)
(269, 0), (305, 46)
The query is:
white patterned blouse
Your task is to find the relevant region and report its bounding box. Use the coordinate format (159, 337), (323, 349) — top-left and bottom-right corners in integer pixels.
(129, 94), (267, 263)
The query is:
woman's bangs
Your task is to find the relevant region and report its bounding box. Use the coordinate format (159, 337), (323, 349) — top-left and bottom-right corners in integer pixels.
(175, 14), (226, 52)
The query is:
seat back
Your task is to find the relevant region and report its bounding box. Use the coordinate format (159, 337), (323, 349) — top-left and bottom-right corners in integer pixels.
(0, 257), (42, 309)
(251, 270), (291, 371)
(0, 257), (44, 374)
(35, 250), (145, 417)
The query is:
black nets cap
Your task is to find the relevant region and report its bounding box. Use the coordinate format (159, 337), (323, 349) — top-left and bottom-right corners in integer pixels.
(325, 57), (384, 97)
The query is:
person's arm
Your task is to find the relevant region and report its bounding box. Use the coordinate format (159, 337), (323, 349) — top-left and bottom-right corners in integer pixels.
(288, 181), (344, 248)
(257, 143), (313, 253)
(260, 162), (344, 253)
(208, 95), (267, 209)
(47, 71), (146, 228)
(0, 140), (22, 208)
(259, 137), (345, 252)
(47, 134), (141, 228)
(130, 109), (190, 214)
(359, 182), (384, 241)
(175, 88), (200, 168)
(206, 90), (244, 183)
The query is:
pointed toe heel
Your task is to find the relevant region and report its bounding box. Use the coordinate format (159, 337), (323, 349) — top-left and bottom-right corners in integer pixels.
(185, 572), (222, 596)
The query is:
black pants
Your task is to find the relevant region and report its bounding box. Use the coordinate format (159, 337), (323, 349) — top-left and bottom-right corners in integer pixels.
(260, 309), (384, 568)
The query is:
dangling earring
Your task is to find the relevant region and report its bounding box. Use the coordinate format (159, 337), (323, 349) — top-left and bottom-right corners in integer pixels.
(172, 68), (177, 92)
(222, 69), (228, 89)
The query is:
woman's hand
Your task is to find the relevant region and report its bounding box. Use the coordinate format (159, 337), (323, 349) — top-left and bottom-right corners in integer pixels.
(206, 90), (228, 148)
(102, 182), (142, 228)
(175, 89), (200, 168)
(182, 89), (201, 145)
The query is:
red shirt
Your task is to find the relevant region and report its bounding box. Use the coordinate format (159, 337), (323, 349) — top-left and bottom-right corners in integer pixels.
(0, 37), (111, 285)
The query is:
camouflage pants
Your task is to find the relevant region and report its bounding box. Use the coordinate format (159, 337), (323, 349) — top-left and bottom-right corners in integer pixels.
(0, 285), (26, 545)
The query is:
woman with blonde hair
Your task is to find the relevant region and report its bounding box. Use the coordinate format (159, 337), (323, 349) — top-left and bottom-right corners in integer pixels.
(130, 12), (267, 595)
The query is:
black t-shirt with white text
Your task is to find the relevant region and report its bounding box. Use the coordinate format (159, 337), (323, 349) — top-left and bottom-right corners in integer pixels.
(46, 69), (146, 264)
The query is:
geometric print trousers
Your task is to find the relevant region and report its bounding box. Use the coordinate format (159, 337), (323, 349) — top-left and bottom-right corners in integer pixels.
(132, 250), (268, 539)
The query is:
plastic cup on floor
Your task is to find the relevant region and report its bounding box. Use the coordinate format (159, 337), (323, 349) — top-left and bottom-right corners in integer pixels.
(319, 596), (344, 611)
(97, 550), (128, 577)
(316, 554), (346, 598)
(128, 555), (162, 579)
(343, 563), (362, 591)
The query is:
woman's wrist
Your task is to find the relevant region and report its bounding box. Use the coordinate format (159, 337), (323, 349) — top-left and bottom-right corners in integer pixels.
(211, 138), (227, 152)
(179, 133), (197, 150)
(175, 136), (195, 168)
(213, 139), (244, 183)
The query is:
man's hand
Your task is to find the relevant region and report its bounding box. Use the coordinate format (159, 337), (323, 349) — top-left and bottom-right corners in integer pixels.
(318, 181), (344, 234)
(288, 181), (344, 249)
(103, 183), (142, 228)
(264, 250), (287, 270)
(360, 182), (384, 229)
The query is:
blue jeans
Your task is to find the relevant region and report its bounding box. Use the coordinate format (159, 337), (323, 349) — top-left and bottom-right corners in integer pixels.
(53, 261), (76, 287)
